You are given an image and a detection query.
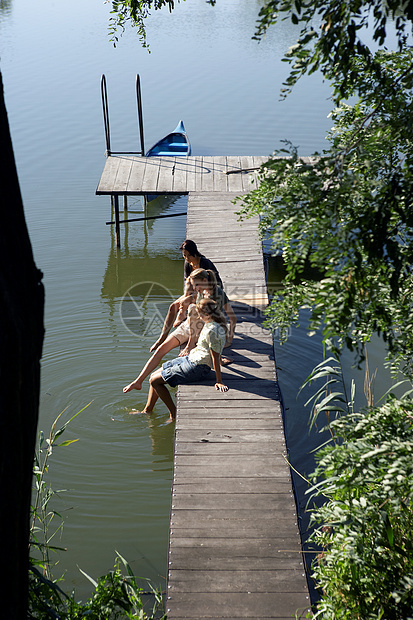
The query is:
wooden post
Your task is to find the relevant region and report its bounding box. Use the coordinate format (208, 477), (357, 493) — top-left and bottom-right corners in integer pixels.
(114, 194), (121, 248)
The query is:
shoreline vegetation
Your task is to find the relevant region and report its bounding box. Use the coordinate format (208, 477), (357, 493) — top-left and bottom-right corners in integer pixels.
(299, 358), (413, 617)
(29, 408), (166, 620)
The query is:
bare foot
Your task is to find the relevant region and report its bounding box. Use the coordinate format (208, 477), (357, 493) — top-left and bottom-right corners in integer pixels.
(123, 380), (142, 393)
(129, 409), (151, 415)
(221, 356), (233, 366)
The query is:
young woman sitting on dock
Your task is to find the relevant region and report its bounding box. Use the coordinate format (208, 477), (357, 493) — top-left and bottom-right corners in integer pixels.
(123, 269), (236, 415)
(124, 298), (229, 420)
(150, 239), (222, 352)
(176, 268), (236, 356)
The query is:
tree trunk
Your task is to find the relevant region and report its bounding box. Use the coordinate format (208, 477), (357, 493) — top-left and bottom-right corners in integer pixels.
(0, 71), (45, 619)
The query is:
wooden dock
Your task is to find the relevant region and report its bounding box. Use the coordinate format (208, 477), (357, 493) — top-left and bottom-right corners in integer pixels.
(96, 155), (269, 247)
(96, 157), (311, 618)
(96, 155), (269, 196)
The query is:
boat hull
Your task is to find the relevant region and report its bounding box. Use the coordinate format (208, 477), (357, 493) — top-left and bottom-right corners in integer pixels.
(145, 120), (191, 158)
(145, 120), (191, 201)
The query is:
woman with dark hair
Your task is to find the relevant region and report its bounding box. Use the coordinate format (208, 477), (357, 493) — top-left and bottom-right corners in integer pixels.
(124, 298), (229, 420)
(149, 240), (222, 352)
(180, 240), (223, 288)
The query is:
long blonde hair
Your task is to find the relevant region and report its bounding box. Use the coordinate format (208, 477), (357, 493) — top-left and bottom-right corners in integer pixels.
(190, 268), (218, 299)
(196, 298), (228, 335)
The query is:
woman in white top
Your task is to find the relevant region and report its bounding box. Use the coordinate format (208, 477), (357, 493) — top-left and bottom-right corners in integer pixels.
(124, 298), (229, 420)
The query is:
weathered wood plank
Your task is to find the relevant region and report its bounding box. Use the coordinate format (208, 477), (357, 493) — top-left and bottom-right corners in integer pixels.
(126, 157), (147, 192)
(227, 156), (246, 193)
(167, 569), (308, 593)
(175, 394), (280, 405)
(140, 156), (161, 192)
(169, 535), (303, 552)
(175, 417), (282, 429)
(169, 511), (300, 530)
(174, 408), (283, 419)
(169, 493), (295, 511)
(169, 518), (299, 536)
(172, 158), (188, 192)
(114, 156), (133, 193)
(170, 478), (293, 493)
(96, 156), (121, 194)
(165, 592), (310, 619)
(184, 157), (202, 192)
(168, 546), (305, 568)
(199, 156), (216, 192)
(156, 157), (176, 192)
(172, 463), (290, 478)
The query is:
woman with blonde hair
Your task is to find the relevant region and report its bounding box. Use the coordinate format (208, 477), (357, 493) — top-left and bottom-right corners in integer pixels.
(124, 298), (229, 420)
(177, 268), (236, 356)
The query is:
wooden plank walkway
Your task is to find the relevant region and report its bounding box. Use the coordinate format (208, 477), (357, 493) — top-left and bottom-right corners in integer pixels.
(96, 156), (311, 618)
(96, 155), (269, 196)
(166, 193), (310, 619)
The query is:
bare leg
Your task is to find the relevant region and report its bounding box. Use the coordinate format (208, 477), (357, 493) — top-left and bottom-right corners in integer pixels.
(150, 300), (181, 352)
(128, 385), (159, 415)
(150, 370), (177, 420)
(173, 294), (195, 327)
(179, 304), (203, 357)
(123, 335), (180, 392)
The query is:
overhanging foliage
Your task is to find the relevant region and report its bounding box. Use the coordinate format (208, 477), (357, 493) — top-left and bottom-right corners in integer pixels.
(238, 48), (413, 371)
(254, 0), (413, 100)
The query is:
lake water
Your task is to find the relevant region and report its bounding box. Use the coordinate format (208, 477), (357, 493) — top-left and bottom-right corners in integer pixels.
(0, 0), (398, 601)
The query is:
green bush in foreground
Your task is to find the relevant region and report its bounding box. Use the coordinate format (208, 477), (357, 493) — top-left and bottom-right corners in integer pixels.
(308, 397), (413, 619)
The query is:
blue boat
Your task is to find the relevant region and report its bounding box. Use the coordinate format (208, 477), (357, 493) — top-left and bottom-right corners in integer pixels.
(146, 120), (191, 157)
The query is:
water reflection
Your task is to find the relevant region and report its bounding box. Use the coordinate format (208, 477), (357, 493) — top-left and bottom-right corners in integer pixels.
(147, 411), (175, 467)
(101, 195), (188, 341)
(0, 0), (12, 16)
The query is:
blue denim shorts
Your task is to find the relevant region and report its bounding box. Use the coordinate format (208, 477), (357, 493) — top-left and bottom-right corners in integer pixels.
(161, 355), (211, 387)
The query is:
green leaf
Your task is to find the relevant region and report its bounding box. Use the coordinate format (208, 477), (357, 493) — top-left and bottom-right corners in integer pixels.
(55, 439), (80, 447)
(78, 565), (98, 588)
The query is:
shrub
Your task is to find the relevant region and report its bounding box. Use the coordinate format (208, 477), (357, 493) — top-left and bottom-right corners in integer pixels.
(308, 397), (413, 619)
